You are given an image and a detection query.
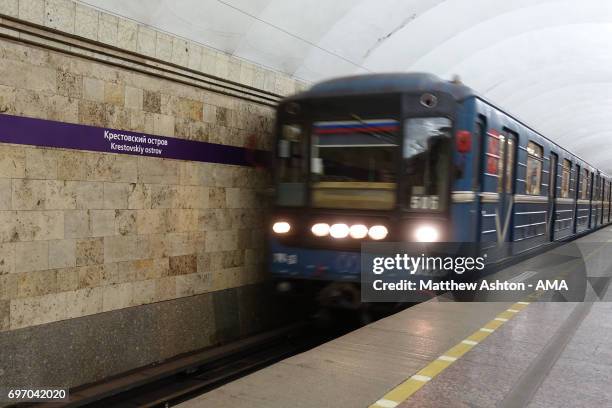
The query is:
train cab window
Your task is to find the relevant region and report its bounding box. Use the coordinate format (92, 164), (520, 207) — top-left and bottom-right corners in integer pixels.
(580, 168), (590, 200)
(561, 159), (571, 198)
(277, 124), (307, 206)
(402, 117), (452, 211)
(525, 141), (543, 195)
(310, 118), (399, 210)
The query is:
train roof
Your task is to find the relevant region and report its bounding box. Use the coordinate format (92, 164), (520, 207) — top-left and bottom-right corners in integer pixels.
(288, 72), (475, 101)
(284, 72), (607, 177)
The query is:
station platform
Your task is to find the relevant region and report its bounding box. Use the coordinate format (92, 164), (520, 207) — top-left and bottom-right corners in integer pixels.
(179, 226), (612, 408)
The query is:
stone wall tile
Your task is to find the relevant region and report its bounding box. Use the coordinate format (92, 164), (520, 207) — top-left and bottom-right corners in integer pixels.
(56, 70), (82, 99)
(74, 3), (98, 40)
(124, 86), (143, 110)
(64, 286), (103, 318)
(153, 113), (174, 136)
(104, 81), (124, 106)
(64, 210), (90, 238)
(57, 150), (87, 181)
(0, 178), (10, 210)
(104, 235), (137, 263)
(0, 298), (8, 331)
(44, 0), (75, 33)
(82, 76), (104, 102)
(98, 12), (118, 46)
(0, 242), (15, 274)
(127, 182), (151, 209)
(114, 209), (136, 236)
(77, 264), (103, 288)
(48, 238), (76, 269)
(25, 148), (57, 180)
(103, 182), (130, 209)
(17, 269), (57, 298)
(102, 282), (132, 312)
(88, 155), (137, 183)
(76, 237), (103, 266)
(18, 0), (44, 25)
(136, 25), (156, 57)
(155, 276), (175, 301)
(0, 146), (25, 178)
(75, 181), (104, 209)
(55, 266), (78, 292)
(142, 89), (161, 114)
(117, 18), (137, 51)
(187, 43), (202, 70)
(45, 180), (77, 210)
(177, 97), (203, 121)
(0, 273), (17, 300)
(78, 99), (105, 127)
(155, 32), (172, 61)
(171, 37), (189, 66)
(137, 157), (178, 185)
(12, 179), (46, 210)
(0, 0), (18, 17)
(132, 279), (155, 305)
(15, 240), (48, 272)
(90, 209), (115, 237)
(168, 254), (197, 276)
(150, 184), (179, 209)
(10, 291), (68, 329)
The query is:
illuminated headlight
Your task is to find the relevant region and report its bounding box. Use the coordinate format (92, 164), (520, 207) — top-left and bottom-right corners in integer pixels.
(349, 224), (368, 239)
(311, 223), (330, 237)
(368, 225), (388, 240)
(415, 225), (439, 242)
(330, 223), (349, 239)
(272, 221), (291, 234)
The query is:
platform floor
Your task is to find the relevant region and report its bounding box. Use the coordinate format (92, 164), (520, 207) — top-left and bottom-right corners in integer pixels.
(179, 226), (612, 408)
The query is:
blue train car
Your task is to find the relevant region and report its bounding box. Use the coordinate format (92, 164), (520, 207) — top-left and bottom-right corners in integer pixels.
(268, 73), (611, 308)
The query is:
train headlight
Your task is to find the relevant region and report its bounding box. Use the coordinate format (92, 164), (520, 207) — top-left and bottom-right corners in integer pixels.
(368, 225), (388, 240)
(272, 221), (291, 234)
(330, 223), (349, 239)
(414, 225), (439, 242)
(349, 224), (368, 239)
(311, 223), (330, 237)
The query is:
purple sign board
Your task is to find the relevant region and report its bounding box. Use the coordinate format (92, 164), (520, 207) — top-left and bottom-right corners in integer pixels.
(0, 114), (270, 167)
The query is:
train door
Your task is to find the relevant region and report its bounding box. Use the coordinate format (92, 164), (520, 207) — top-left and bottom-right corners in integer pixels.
(606, 181), (612, 222)
(592, 174), (599, 228)
(498, 130), (516, 245)
(548, 153), (558, 240)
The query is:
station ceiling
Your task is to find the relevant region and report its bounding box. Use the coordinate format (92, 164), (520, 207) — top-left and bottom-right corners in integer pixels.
(80, 0), (612, 173)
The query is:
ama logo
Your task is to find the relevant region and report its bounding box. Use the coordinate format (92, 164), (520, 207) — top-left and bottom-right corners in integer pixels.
(535, 280), (568, 290)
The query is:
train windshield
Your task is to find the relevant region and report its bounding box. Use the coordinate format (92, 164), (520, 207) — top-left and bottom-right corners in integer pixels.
(310, 119), (399, 210)
(403, 117), (452, 211)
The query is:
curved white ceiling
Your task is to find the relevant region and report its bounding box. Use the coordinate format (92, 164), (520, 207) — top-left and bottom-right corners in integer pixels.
(79, 0), (612, 172)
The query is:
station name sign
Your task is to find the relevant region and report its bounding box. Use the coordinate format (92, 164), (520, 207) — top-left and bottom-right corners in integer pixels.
(0, 113), (269, 167)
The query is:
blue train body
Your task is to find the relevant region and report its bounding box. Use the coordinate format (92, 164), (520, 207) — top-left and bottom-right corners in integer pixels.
(269, 73), (611, 302)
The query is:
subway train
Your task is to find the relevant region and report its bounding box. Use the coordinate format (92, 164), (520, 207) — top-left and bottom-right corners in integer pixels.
(268, 72), (611, 309)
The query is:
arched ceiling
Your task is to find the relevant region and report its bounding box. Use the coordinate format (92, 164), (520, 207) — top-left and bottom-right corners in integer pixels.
(79, 0), (612, 173)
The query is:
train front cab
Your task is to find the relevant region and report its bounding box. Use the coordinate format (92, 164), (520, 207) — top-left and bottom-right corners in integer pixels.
(269, 89), (475, 308)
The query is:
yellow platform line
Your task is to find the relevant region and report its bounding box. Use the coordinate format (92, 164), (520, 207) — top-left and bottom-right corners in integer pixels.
(369, 301), (531, 408)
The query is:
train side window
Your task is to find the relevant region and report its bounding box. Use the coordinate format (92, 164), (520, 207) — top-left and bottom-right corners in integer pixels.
(561, 159), (571, 198)
(525, 141), (543, 195)
(496, 133), (505, 192)
(495, 131), (516, 193)
(580, 168), (590, 200)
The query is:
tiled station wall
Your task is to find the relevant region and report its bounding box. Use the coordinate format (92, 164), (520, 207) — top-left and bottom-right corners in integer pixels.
(0, 0), (306, 390)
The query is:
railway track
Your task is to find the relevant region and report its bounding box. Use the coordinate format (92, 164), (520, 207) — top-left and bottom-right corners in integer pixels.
(15, 321), (351, 408)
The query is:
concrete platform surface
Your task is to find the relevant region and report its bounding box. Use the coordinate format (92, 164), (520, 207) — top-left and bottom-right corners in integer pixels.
(179, 226), (612, 408)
